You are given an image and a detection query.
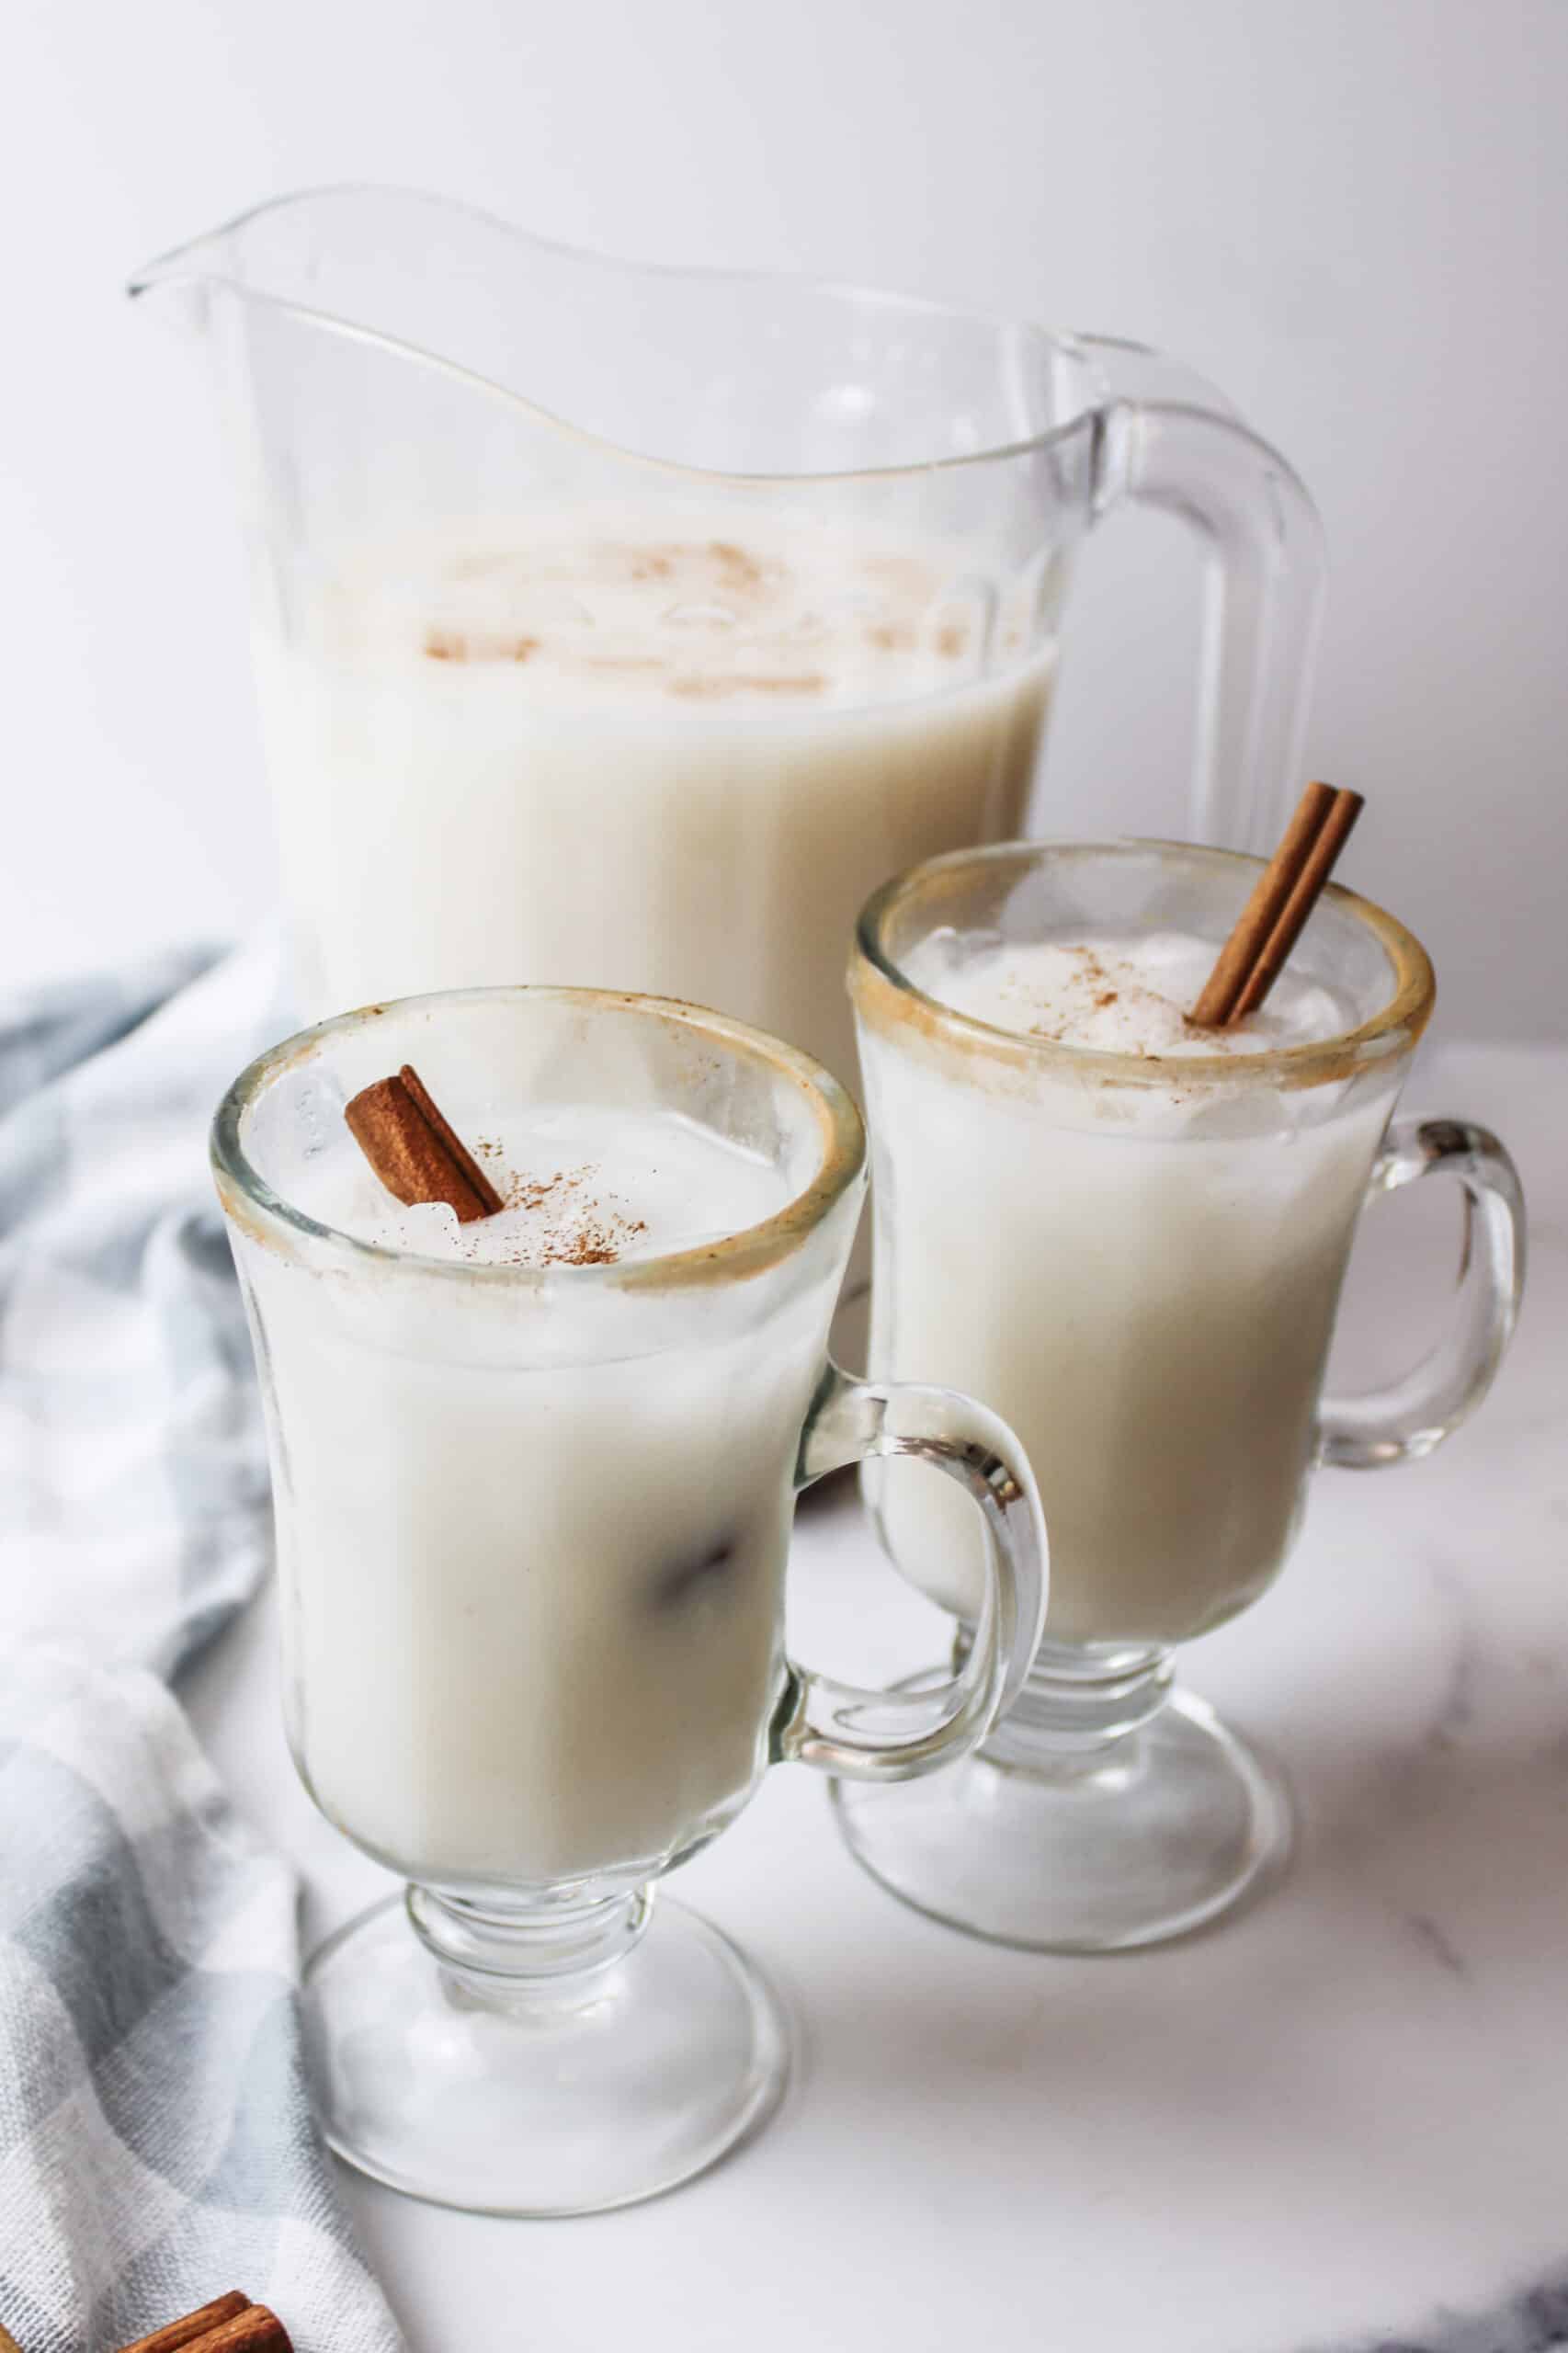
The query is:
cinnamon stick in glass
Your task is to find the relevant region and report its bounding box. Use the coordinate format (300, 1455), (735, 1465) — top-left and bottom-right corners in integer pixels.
(345, 1063), (505, 1222)
(1229, 789), (1364, 1020)
(1190, 781), (1363, 1029)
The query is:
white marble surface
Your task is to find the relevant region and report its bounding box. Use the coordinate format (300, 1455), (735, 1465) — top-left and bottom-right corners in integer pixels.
(184, 1040), (1568, 2353)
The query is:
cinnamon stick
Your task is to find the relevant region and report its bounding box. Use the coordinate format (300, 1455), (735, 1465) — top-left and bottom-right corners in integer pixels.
(1189, 782), (1363, 1028)
(175, 2308), (290, 2353)
(345, 1063), (505, 1223)
(111, 2298), (291, 2353)
(110, 2294), (250, 2353)
(1189, 781), (1337, 1028)
(1228, 788), (1364, 1020)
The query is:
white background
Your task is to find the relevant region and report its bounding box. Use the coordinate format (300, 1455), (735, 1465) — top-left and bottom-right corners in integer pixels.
(2, 0), (1563, 1035)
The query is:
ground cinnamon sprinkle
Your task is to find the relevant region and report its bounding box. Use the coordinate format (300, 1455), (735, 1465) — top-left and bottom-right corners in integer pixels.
(486, 1165), (648, 1267)
(508, 1170), (573, 1212)
(530, 1206), (648, 1267)
(1024, 946), (1116, 1041)
(423, 628), (539, 665)
(708, 540), (766, 589)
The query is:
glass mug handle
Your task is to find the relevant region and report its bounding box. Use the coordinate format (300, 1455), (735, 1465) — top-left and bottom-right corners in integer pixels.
(772, 1364), (1048, 1782)
(1085, 339), (1326, 856)
(1319, 1116), (1527, 1470)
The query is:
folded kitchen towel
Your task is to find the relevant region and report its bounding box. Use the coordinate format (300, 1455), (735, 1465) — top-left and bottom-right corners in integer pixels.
(0, 941), (284, 1677)
(0, 942), (400, 2353)
(0, 1650), (399, 2353)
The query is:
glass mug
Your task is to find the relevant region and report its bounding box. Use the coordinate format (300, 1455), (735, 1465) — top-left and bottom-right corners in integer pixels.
(136, 186), (1322, 1090)
(211, 985), (1045, 2215)
(836, 840), (1526, 1952)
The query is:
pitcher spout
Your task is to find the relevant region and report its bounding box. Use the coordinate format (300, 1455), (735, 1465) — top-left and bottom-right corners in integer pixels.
(128, 187), (407, 335)
(127, 222), (238, 332)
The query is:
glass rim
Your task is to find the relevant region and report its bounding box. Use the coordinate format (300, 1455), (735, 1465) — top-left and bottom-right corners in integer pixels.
(852, 837), (1436, 1090)
(210, 983), (866, 1291)
(130, 181), (1130, 488)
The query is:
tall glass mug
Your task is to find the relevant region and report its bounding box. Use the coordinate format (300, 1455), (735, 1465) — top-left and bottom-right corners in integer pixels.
(836, 842), (1525, 1952)
(211, 987), (1044, 2214)
(135, 188), (1323, 1092)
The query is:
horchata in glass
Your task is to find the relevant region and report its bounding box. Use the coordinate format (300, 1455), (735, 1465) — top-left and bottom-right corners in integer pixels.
(211, 984), (1045, 2213)
(835, 838), (1525, 1953)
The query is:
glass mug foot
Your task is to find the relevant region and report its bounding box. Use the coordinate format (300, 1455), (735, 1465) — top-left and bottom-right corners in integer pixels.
(831, 1676), (1293, 1953)
(300, 1886), (792, 2217)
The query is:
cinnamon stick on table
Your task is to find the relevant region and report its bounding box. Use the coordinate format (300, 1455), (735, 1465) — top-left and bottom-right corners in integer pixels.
(345, 1063), (505, 1223)
(1190, 781), (1364, 1029)
(110, 2297), (292, 2353)
(108, 2297), (250, 2353)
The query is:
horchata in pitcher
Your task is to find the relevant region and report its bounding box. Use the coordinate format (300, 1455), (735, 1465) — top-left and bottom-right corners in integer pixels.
(132, 187), (1323, 1088)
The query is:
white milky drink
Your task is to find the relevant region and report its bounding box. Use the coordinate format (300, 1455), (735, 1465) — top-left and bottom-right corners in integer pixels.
(858, 917), (1403, 1648)
(243, 1099), (828, 1886)
(253, 519), (1054, 1081)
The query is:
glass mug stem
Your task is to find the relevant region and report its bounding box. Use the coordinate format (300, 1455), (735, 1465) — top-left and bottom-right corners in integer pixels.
(979, 1640), (1174, 1768)
(405, 1881), (653, 1995)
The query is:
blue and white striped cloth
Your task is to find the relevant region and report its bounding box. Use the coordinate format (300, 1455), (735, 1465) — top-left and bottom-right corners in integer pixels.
(0, 941), (400, 2353)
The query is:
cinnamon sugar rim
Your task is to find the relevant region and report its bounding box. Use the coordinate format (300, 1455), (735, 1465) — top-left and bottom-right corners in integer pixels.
(853, 838), (1435, 1091)
(211, 985), (865, 1290)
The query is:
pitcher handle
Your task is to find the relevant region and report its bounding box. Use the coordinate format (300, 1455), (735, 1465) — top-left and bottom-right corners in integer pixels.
(1318, 1116), (1527, 1470)
(1087, 344), (1326, 855)
(773, 1365), (1047, 1783)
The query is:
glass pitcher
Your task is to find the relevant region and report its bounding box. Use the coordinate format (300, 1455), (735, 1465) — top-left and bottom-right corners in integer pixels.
(131, 186), (1322, 1088)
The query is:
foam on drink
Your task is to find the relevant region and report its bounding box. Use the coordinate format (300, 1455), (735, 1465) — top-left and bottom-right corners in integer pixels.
(907, 929), (1352, 1060)
(329, 1104), (787, 1268)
